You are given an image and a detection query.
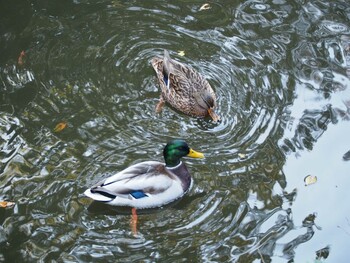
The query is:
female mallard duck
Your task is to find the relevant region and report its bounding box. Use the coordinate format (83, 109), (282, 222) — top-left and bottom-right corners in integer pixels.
(151, 50), (220, 122)
(84, 139), (204, 209)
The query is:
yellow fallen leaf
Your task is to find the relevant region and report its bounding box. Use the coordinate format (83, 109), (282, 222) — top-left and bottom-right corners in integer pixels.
(199, 3), (211, 11)
(238, 153), (246, 159)
(304, 175), (317, 186)
(53, 122), (67, 133)
(178, 50), (185, 56)
(0, 201), (15, 208)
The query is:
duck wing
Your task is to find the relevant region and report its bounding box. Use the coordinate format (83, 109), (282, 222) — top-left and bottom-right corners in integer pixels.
(163, 50), (192, 91)
(84, 161), (176, 202)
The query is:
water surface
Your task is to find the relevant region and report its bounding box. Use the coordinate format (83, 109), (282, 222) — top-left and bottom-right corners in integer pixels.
(1, 0), (350, 262)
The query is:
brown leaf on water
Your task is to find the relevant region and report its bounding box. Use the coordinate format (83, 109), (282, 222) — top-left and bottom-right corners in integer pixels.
(0, 201), (15, 208)
(199, 3), (211, 11)
(53, 122), (67, 133)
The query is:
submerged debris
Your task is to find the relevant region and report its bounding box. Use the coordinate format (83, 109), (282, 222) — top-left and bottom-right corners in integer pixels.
(343, 150), (350, 161)
(316, 245), (330, 260)
(18, 50), (26, 66)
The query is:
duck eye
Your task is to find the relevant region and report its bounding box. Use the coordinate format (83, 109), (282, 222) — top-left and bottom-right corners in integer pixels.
(199, 93), (213, 108)
(204, 96), (214, 107)
(178, 146), (189, 153)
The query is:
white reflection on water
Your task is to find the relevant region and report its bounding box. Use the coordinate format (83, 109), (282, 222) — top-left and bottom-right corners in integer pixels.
(283, 120), (350, 262)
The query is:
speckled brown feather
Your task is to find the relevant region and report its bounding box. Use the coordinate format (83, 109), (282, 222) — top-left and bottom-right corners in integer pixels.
(151, 50), (219, 120)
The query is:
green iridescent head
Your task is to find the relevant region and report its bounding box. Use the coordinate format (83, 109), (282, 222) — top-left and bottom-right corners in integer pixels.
(163, 139), (204, 167)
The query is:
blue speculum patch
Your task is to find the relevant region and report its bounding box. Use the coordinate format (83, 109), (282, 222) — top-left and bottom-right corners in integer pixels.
(163, 75), (168, 86)
(130, 190), (148, 199)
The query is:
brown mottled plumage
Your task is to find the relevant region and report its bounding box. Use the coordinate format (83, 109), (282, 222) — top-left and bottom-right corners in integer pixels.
(151, 50), (220, 122)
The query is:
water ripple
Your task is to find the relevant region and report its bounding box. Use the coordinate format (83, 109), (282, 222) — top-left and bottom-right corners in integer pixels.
(1, 0), (350, 262)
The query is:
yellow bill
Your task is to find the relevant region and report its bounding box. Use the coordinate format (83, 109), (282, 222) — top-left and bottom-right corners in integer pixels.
(187, 148), (204, 158)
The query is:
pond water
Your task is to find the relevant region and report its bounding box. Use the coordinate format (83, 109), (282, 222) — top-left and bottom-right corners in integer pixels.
(1, 0), (350, 262)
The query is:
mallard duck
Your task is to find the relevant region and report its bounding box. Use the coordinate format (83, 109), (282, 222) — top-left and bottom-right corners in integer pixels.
(84, 139), (204, 209)
(151, 50), (220, 122)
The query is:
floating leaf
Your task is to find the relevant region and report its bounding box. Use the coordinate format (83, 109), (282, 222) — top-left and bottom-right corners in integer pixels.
(238, 153), (246, 159)
(53, 122), (67, 133)
(199, 3), (211, 11)
(304, 175), (317, 186)
(0, 201), (15, 208)
(178, 50), (185, 56)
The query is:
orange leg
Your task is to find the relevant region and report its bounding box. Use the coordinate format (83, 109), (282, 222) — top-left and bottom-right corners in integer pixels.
(155, 96), (165, 113)
(130, 207), (138, 235)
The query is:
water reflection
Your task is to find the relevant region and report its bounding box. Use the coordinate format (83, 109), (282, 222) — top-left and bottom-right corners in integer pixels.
(0, 0), (350, 262)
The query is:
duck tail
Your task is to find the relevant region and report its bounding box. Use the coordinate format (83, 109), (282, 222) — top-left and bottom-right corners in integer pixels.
(163, 50), (172, 76)
(84, 187), (115, 202)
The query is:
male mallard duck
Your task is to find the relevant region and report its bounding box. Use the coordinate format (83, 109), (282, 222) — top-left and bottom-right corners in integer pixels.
(84, 139), (204, 209)
(151, 50), (220, 122)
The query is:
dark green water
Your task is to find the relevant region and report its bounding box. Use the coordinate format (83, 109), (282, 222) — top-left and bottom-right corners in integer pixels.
(1, 0), (350, 262)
